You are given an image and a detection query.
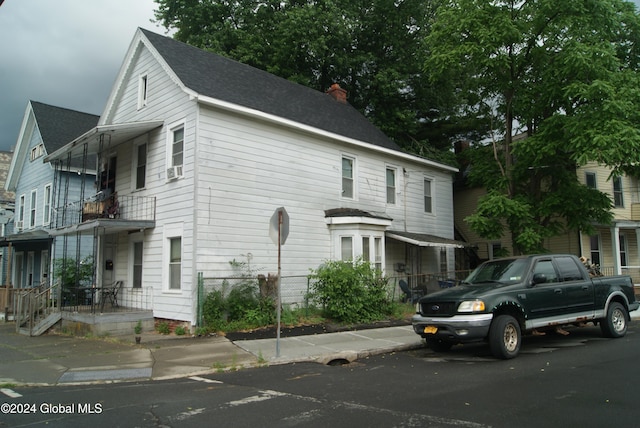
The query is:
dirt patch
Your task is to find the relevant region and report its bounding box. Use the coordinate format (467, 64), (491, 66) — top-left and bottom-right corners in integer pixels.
(224, 318), (411, 341)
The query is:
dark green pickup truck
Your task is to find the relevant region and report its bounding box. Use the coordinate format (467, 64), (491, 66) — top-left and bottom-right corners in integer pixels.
(412, 254), (639, 359)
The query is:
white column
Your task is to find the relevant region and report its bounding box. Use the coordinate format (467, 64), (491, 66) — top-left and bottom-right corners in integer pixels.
(611, 225), (621, 275)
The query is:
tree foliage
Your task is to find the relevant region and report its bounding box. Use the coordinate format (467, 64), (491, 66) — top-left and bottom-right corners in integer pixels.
(428, 0), (640, 254)
(152, 0), (466, 160)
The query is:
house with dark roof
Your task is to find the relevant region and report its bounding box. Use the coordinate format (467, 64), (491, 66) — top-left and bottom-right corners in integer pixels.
(3, 101), (98, 291)
(45, 28), (462, 329)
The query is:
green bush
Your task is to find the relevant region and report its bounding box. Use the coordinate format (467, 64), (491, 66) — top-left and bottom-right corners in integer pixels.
(174, 326), (187, 336)
(157, 322), (171, 335)
(202, 278), (275, 332)
(308, 258), (393, 324)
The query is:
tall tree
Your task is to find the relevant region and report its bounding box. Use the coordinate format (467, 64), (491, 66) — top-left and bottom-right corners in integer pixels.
(152, 0), (467, 160)
(427, 0), (640, 254)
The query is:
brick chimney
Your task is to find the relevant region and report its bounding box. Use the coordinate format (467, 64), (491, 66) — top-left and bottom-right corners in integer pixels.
(326, 83), (347, 103)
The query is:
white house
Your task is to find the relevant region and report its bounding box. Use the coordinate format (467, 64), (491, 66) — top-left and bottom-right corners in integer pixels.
(45, 28), (461, 327)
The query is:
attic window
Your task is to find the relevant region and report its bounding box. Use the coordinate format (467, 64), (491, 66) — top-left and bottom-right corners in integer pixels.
(138, 73), (148, 109)
(30, 143), (44, 161)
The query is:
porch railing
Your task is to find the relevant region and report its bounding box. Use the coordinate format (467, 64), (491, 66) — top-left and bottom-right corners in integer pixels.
(14, 281), (61, 335)
(60, 285), (153, 313)
(51, 193), (156, 229)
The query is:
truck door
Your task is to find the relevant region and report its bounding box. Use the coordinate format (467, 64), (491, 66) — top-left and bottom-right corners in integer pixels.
(525, 258), (567, 320)
(554, 255), (594, 315)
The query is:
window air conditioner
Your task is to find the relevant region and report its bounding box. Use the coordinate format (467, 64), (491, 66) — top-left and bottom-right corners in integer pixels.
(167, 165), (183, 180)
(15, 221), (23, 231)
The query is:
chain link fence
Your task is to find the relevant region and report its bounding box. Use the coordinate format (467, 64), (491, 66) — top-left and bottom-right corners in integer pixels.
(197, 273), (313, 327)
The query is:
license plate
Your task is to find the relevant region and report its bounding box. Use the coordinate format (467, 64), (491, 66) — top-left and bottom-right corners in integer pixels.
(424, 326), (438, 334)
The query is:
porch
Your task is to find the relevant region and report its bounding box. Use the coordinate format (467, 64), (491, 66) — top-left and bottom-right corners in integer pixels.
(50, 193), (156, 234)
(14, 282), (154, 336)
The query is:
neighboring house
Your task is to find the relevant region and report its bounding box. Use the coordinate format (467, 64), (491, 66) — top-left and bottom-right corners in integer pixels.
(454, 149), (640, 283)
(3, 101), (98, 289)
(577, 162), (640, 281)
(44, 28), (462, 327)
(0, 150), (15, 284)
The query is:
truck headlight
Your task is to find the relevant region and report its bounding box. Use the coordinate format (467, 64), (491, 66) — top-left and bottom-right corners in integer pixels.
(458, 300), (485, 312)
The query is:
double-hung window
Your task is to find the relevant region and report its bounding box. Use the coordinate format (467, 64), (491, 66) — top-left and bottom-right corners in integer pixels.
(133, 241), (143, 288)
(342, 156), (354, 198)
(424, 178), (433, 213)
(136, 142), (147, 189)
(43, 184), (51, 225)
(613, 176), (624, 208)
(386, 167), (396, 204)
(30, 190), (37, 228)
(169, 237), (182, 290)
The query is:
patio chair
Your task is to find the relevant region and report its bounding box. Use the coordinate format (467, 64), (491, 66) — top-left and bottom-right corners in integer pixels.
(100, 280), (122, 312)
(399, 279), (424, 304)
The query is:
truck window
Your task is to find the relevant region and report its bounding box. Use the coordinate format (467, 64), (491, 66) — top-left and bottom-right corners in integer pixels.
(555, 256), (585, 281)
(532, 260), (557, 283)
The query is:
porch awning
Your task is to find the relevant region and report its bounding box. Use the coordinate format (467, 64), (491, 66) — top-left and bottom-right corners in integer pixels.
(386, 230), (468, 248)
(0, 229), (53, 247)
(44, 120), (164, 162)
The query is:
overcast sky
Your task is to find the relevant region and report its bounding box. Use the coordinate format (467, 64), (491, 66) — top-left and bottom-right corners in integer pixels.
(0, 0), (166, 152)
(1, 1), (640, 153)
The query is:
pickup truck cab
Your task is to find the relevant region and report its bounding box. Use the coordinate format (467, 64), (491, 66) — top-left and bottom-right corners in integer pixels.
(412, 254), (639, 359)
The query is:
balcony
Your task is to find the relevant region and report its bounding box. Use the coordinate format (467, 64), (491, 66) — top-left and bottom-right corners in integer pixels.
(50, 193), (156, 235)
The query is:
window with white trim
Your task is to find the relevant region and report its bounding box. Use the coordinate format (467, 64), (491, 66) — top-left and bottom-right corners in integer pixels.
(169, 237), (182, 290)
(341, 236), (353, 261)
(613, 176), (623, 208)
(386, 167), (396, 204)
(29, 190), (37, 228)
(17, 195), (25, 230)
(30, 143), (44, 161)
(374, 237), (382, 271)
(362, 237), (370, 262)
(619, 234), (628, 267)
(171, 126), (184, 168)
(138, 73), (148, 109)
(342, 156), (354, 198)
(424, 178), (433, 213)
(585, 172), (597, 189)
(43, 184), (51, 225)
(133, 241), (143, 288)
(590, 235), (601, 266)
(135, 142), (147, 189)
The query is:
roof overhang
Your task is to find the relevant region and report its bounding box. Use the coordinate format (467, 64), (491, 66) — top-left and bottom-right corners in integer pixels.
(44, 120), (164, 162)
(386, 230), (468, 248)
(0, 229), (53, 247)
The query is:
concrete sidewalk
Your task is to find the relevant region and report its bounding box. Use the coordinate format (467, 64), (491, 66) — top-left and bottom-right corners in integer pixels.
(0, 323), (422, 387)
(1, 308), (638, 387)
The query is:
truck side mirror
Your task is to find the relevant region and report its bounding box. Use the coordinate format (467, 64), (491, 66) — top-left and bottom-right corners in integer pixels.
(531, 273), (547, 285)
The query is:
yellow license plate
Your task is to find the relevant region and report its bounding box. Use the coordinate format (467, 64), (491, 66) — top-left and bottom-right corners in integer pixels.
(424, 326), (438, 334)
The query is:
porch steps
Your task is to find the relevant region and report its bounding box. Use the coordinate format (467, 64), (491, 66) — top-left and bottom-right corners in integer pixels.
(19, 312), (62, 336)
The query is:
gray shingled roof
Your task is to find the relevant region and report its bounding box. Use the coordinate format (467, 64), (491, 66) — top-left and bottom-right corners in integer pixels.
(141, 29), (402, 152)
(30, 101), (99, 169)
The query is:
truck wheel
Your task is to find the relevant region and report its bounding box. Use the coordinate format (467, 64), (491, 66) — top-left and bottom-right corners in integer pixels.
(426, 338), (453, 352)
(489, 315), (521, 359)
(600, 302), (628, 338)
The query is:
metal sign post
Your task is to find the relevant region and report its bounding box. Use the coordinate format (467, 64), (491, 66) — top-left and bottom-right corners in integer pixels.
(270, 207), (289, 358)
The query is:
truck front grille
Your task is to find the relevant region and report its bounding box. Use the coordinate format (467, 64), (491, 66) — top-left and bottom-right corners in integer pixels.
(419, 301), (457, 316)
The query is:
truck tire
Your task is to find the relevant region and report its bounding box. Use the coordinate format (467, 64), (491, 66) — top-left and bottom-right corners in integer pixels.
(600, 302), (628, 338)
(489, 315), (521, 359)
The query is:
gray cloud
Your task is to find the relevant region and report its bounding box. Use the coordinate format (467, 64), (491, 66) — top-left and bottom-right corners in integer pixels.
(0, 0), (164, 151)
